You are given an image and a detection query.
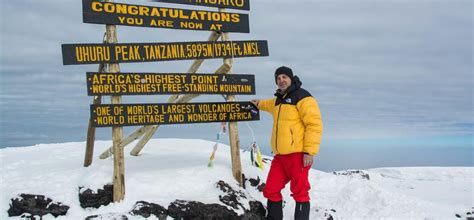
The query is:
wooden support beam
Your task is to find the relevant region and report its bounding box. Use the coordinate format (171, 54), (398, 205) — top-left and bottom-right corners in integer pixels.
(98, 126), (152, 159)
(84, 60), (105, 167)
(130, 126), (159, 156)
(220, 27), (243, 185)
(104, 1), (125, 201)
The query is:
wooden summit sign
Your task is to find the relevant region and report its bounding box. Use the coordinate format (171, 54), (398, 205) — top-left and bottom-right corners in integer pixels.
(91, 102), (260, 127)
(83, 0), (249, 33)
(87, 72), (255, 96)
(62, 40), (268, 65)
(151, 0), (250, 11)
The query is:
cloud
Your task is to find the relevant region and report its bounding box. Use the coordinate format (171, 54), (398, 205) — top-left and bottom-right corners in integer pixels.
(0, 0), (472, 147)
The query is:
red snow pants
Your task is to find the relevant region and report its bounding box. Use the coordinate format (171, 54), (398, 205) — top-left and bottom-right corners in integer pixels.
(263, 153), (311, 202)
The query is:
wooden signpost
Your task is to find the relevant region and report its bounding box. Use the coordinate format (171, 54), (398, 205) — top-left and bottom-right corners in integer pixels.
(151, 0), (250, 11)
(63, 0), (268, 202)
(83, 0), (249, 33)
(86, 72), (255, 96)
(91, 102), (259, 127)
(62, 40), (268, 65)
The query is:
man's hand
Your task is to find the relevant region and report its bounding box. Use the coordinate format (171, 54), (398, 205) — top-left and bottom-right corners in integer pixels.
(303, 154), (313, 167)
(250, 99), (260, 107)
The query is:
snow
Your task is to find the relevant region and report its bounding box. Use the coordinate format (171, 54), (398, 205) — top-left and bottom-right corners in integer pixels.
(0, 138), (472, 219)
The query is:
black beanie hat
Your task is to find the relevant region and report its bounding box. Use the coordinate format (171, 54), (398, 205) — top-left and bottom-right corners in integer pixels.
(274, 66), (294, 84)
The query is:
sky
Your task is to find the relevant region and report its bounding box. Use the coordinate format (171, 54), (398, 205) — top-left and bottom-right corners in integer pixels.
(0, 0), (472, 169)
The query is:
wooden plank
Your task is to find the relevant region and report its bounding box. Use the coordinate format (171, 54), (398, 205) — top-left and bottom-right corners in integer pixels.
(103, 5), (125, 201)
(84, 61), (105, 167)
(129, 126), (159, 156)
(220, 27), (243, 185)
(61, 40), (269, 65)
(86, 72), (256, 96)
(98, 126), (152, 159)
(82, 0), (250, 33)
(90, 102), (260, 127)
(151, 0), (250, 11)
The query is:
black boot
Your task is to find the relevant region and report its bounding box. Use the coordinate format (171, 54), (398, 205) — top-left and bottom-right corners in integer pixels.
(266, 200), (283, 220)
(294, 202), (310, 220)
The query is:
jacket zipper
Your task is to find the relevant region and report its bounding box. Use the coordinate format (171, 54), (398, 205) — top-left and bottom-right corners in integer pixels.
(275, 104), (283, 154)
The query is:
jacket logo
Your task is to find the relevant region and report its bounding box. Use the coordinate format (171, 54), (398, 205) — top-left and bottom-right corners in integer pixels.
(285, 98), (292, 103)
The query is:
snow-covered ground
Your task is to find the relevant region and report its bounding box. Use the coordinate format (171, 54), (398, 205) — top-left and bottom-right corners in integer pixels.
(0, 139), (472, 219)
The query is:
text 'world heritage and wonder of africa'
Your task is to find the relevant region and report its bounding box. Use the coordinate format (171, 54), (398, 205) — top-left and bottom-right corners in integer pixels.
(90, 102), (260, 127)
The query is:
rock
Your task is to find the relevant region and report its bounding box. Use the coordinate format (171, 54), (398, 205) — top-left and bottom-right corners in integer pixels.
(243, 200), (266, 219)
(130, 201), (167, 219)
(7, 194), (69, 218)
(257, 183), (265, 192)
(333, 170), (370, 180)
(168, 199), (239, 219)
(216, 180), (247, 211)
(313, 207), (337, 220)
(20, 213), (36, 219)
(85, 213), (128, 220)
(78, 184), (113, 208)
(242, 173), (247, 189)
(249, 176), (261, 187)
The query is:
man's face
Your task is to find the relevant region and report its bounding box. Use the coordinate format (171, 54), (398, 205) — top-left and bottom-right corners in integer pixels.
(276, 74), (292, 91)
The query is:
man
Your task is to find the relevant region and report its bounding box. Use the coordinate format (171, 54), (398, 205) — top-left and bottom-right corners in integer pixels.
(251, 66), (323, 220)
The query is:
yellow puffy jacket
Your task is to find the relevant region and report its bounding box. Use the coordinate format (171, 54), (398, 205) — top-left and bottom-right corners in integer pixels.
(258, 78), (323, 155)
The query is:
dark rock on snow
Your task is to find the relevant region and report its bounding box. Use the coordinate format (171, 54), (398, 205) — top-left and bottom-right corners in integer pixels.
(8, 181), (265, 219)
(79, 184), (113, 208)
(241, 200), (266, 219)
(315, 207), (337, 220)
(216, 180), (247, 210)
(241, 173), (247, 189)
(257, 183), (266, 192)
(242, 173), (263, 191)
(324, 209), (337, 220)
(168, 199), (239, 219)
(249, 176), (261, 187)
(85, 213), (128, 220)
(333, 170), (370, 180)
(216, 180), (266, 219)
(325, 213), (334, 220)
(167, 199), (265, 220)
(129, 201), (167, 219)
(7, 194), (69, 218)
